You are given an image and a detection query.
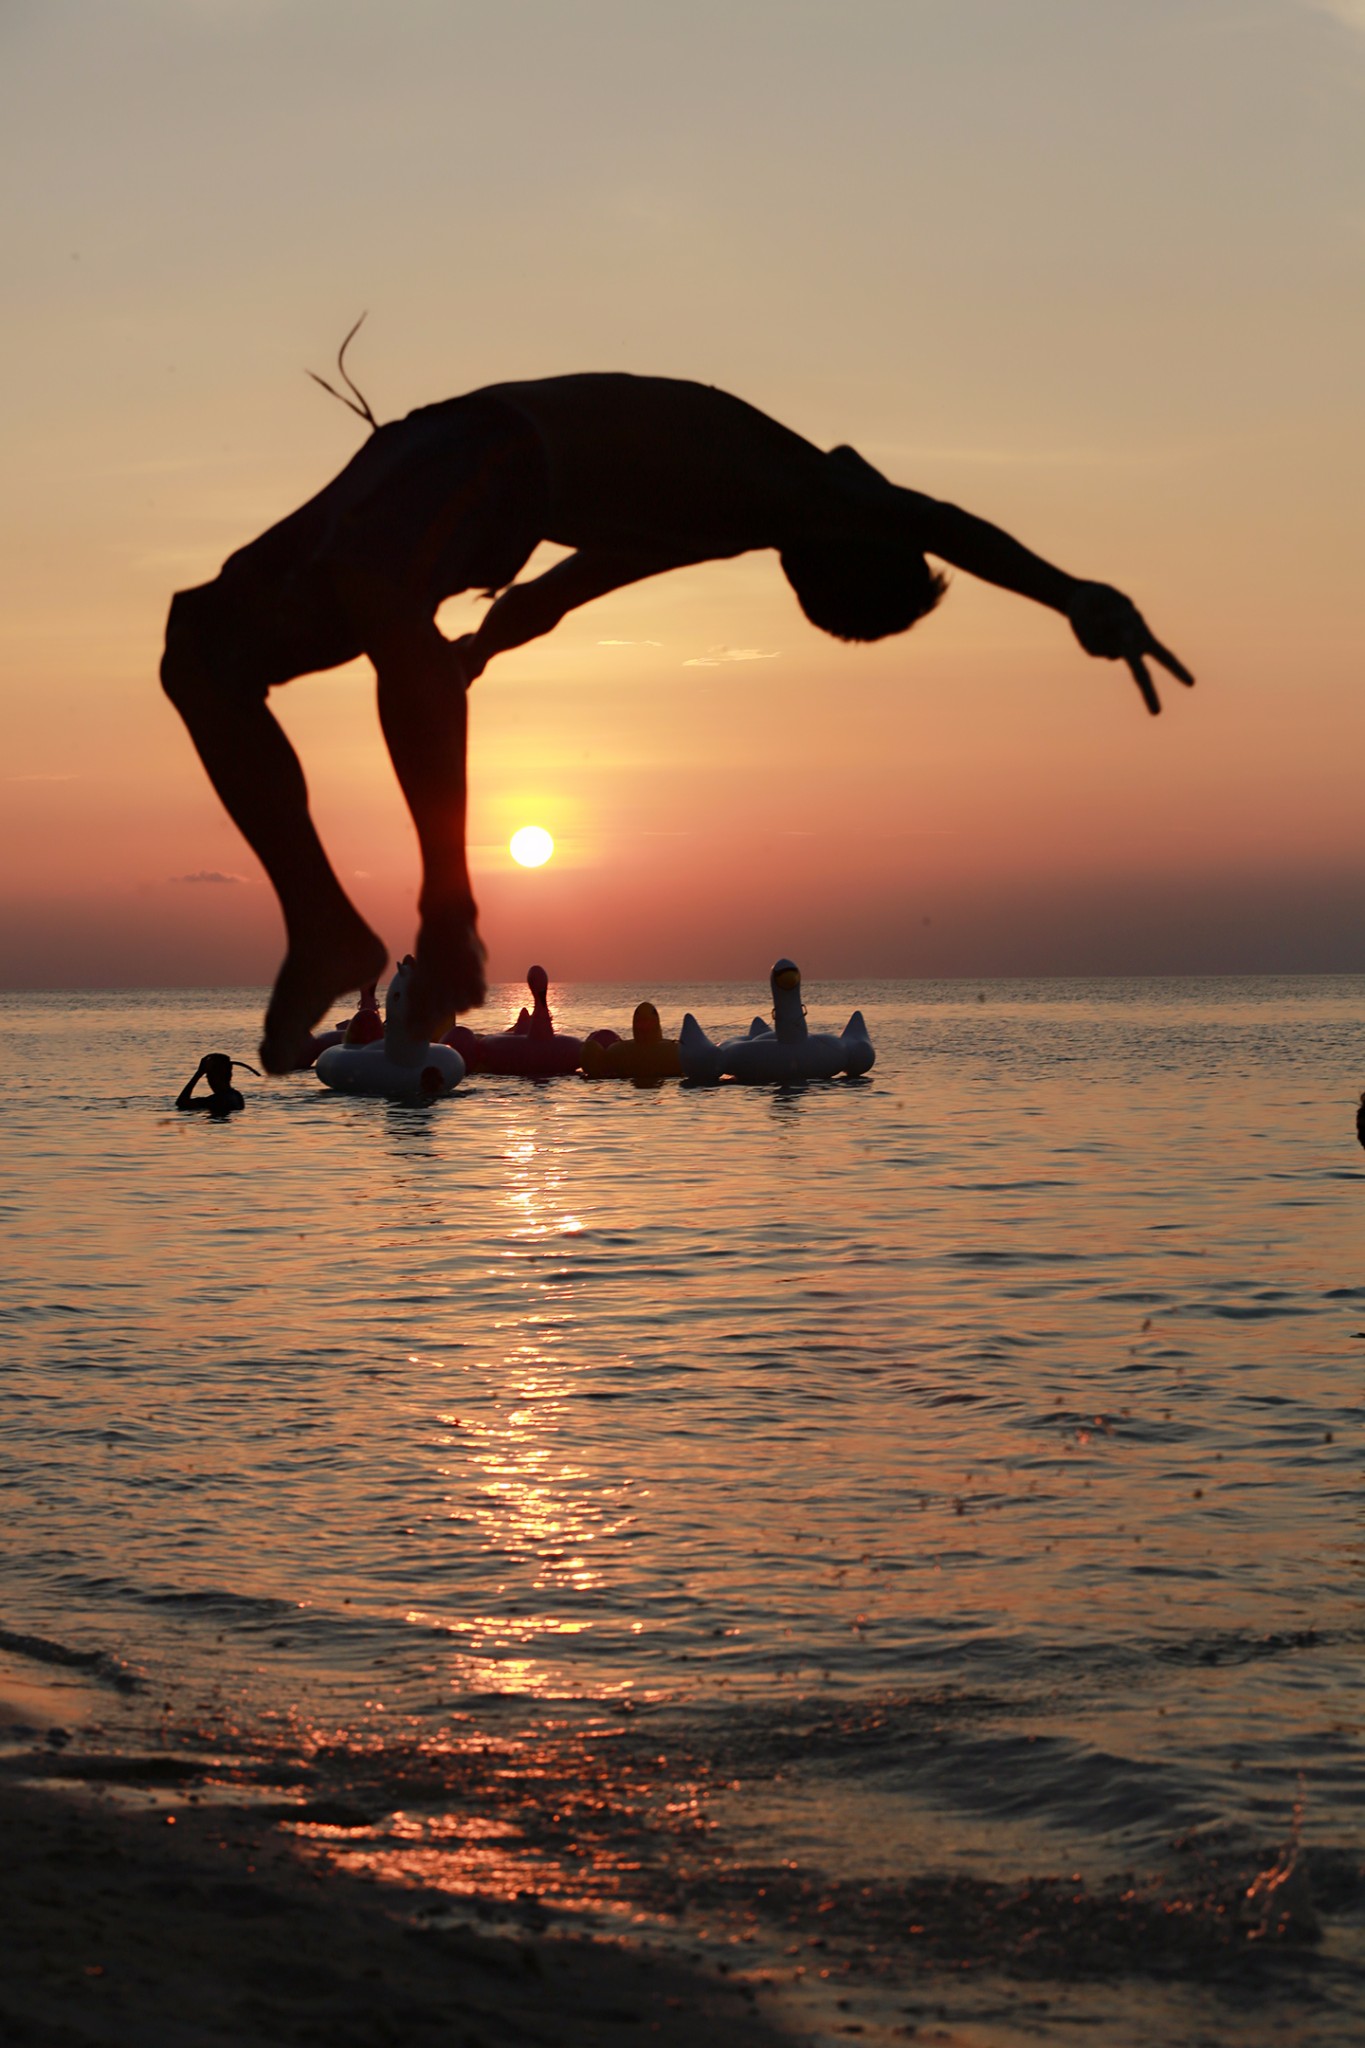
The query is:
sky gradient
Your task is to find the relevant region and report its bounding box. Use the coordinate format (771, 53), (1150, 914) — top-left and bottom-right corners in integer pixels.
(2, 0), (1362, 986)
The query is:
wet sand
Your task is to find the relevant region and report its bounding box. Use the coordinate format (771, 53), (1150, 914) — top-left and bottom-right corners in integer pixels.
(0, 1784), (804, 2047)
(0, 1674), (796, 2048)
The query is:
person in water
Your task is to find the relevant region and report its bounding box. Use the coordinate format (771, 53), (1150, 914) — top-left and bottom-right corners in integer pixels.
(160, 367), (1194, 1073)
(176, 1052), (250, 1116)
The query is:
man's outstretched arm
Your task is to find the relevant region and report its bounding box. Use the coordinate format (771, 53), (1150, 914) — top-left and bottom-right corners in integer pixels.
(905, 490), (1195, 715)
(457, 547), (701, 681)
(905, 492), (1077, 613)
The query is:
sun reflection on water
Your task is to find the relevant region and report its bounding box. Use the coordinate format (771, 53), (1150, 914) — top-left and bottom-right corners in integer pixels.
(500, 1120), (584, 1244)
(397, 1111), (651, 1699)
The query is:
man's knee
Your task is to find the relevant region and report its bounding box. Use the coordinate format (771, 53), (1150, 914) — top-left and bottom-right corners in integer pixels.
(161, 585), (218, 710)
(160, 581), (262, 715)
(162, 566), (354, 704)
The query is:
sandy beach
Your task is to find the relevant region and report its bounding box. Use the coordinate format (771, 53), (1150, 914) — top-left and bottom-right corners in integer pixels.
(0, 1672), (797, 2048)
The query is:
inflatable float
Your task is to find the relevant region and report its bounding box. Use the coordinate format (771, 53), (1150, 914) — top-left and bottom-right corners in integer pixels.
(678, 960), (875, 1084)
(295, 981), (383, 1067)
(315, 958), (466, 1099)
(581, 1002), (682, 1082)
(447, 965), (582, 1077)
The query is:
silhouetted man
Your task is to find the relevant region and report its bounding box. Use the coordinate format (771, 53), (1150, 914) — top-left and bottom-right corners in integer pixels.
(175, 1052), (249, 1116)
(160, 372), (1193, 1072)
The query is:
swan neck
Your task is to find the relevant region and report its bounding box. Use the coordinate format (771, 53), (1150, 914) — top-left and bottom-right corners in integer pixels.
(773, 991), (808, 1042)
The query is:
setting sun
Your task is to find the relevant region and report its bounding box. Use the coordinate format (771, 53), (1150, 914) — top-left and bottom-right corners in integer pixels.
(509, 826), (554, 868)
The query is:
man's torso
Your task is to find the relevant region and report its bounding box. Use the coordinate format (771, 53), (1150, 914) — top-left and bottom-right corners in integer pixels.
(431, 372), (845, 556)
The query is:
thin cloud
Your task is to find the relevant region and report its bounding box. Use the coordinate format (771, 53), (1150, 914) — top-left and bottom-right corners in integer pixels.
(597, 637), (662, 647)
(683, 646), (780, 668)
(1299, 0), (1365, 28)
(7, 772), (77, 783)
(871, 442), (1189, 470)
(170, 869), (250, 886)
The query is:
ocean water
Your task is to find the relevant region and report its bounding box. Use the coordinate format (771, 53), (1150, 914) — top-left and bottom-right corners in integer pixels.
(3, 976), (1364, 2043)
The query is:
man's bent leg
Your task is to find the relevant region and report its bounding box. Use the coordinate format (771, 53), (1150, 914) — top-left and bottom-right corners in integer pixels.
(361, 602), (487, 1039)
(161, 585), (387, 1072)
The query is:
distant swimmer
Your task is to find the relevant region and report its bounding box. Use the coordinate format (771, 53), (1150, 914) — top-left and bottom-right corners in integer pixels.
(160, 350), (1195, 1073)
(175, 1052), (255, 1117)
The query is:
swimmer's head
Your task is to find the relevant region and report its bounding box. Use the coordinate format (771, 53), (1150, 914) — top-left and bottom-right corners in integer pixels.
(633, 1002), (661, 1040)
(202, 1052), (234, 1091)
(780, 536), (946, 644)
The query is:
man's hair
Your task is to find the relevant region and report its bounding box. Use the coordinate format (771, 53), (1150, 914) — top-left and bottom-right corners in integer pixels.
(780, 539), (947, 644)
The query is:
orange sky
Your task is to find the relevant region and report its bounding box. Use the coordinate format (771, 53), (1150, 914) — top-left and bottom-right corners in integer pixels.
(2, 0), (1362, 986)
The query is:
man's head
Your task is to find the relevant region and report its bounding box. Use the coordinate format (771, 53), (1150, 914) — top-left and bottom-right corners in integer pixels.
(780, 537), (946, 644)
(202, 1053), (234, 1092)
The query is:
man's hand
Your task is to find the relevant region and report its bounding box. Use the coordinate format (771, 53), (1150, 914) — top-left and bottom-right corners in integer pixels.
(1068, 581), (1194, 716)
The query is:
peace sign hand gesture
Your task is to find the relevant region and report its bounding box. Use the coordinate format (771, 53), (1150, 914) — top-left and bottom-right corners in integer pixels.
(1067, 581), (1194, 716)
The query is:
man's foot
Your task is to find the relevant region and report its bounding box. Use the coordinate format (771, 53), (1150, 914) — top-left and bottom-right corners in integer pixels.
(408, 904), (488, 1042)
(260, 921), (389, 1074)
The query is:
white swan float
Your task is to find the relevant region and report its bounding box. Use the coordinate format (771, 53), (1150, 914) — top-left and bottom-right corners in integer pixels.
(315, 957), (466, 1100)
(678, 960), (875, 1084)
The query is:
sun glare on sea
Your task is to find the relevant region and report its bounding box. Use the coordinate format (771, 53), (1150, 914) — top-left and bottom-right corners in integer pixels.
(509, 826), (554, 868)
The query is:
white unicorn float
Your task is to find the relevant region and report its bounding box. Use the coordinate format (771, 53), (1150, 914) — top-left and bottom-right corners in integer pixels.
(678, 959), (875, 1084)
(315, 957), (466, 1100)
